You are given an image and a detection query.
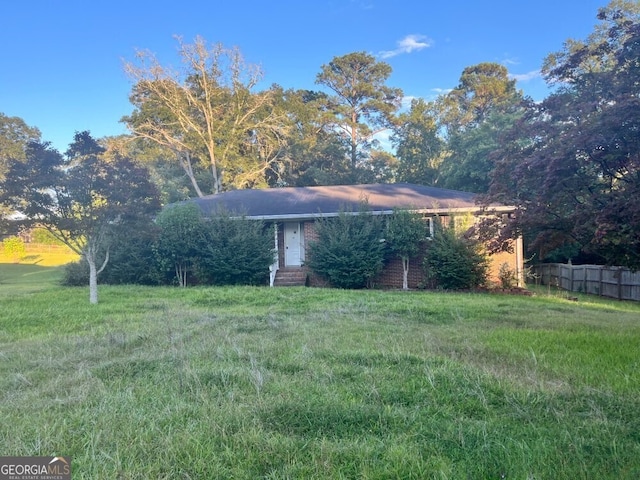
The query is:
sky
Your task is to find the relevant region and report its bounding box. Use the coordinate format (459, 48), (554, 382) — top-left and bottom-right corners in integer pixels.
(1, 0), (610, 153)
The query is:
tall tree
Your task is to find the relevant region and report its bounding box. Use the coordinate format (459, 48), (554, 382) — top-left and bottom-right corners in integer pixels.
(268, 87), (351, 186)
(0, 113), (41, 181)
(124, 36), (289, 195)
(439, 63), (522, 135)
(487, 1), (640, 268)
(439, 109), (524, 193)
(0, 113), (42, 234)
(392, 98), (444, 186)
(436, 63), (524, 192)
(316, 52), (403, 181)
(0, 132), (160, 303)
(102, 134), (194, 204)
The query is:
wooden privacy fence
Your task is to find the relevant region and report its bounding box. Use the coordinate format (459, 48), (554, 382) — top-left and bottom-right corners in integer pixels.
(532, 264), (640, 301)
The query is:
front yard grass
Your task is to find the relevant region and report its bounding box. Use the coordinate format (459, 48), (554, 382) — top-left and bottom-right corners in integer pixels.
(1, 277), (639, 478)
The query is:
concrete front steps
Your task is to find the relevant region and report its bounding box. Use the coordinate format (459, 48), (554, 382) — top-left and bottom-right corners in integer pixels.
(273, 267), (308, 287)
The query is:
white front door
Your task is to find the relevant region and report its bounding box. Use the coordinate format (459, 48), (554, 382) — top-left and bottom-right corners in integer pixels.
(284, 222), (301, 266)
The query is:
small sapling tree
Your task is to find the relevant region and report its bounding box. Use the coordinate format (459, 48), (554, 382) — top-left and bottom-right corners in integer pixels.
(385, 209), (427, 290)
(154, 202), (206, 287)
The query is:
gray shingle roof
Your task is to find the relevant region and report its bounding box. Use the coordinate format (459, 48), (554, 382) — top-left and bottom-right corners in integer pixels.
(190, 183), (505, 220)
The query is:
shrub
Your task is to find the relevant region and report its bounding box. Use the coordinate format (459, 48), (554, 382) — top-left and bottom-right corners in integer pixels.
(423, 223), (488, 290)
(61, 260), (88, 286)
(61, 222), (162, 286)
(101, 223), (162, 285)
(198, 214), (274, 286)
(307, 208), (386, 289)
(2, 236), (26, 262)
(498, 262), (518, 289)
(2, 236), (26, 258)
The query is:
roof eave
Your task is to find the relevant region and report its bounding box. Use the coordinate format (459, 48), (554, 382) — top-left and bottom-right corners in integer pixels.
(240, 205), (516, 221)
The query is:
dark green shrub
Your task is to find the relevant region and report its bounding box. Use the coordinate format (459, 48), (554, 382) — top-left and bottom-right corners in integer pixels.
(101, 223), (162, 285)
(61, 260), (89, 286)
(198, 213), (274, 286)
(423, 223), (488, 290)
(61, 221), (163, 286)
(307, 209), (386, 289)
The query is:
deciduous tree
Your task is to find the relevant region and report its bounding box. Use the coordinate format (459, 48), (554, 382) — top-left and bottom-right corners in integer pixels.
(487, 1), (640, 268)
(385, 209), (427, 290)
(268, 87), (351, 186)
(0, 132), (161, 303)
(0, 112), (41, 181)
(124, 36), (289, 195)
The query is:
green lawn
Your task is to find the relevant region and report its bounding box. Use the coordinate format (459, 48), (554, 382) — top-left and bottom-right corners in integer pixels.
(1, 267), (639, 479)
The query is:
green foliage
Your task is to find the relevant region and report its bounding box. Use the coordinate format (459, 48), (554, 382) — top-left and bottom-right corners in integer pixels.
(154, 203), (206, 287)
(386, 209), (427, 259)
(316, 52), (403, 179)
(61, 222), (161, 286)
(154, 204), (275, 287)
(0, 132), (161, 303)
(60, 260), (89, 286)
(101, 221), (162, 285)
(497, 262), (518, 289)
(438, 62), (522, 133)
(124, 37), (288, 194)
(2, 236), (26, 262)
(198, 213), (274, 286)
(386, 209), (428, 289)
(0, 112), (41, 181)
(439, 110), (524, 193)
(392, 98), (444, 185)
(424, 222), (489, 290)
(488, 3), (640, 268)
(307, 208), (386, 288)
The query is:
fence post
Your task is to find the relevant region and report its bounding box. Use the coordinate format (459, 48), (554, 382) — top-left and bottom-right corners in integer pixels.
(618, 267), (623, 301)
(599, 267), (603, 296)
(568, 264), (574, 293)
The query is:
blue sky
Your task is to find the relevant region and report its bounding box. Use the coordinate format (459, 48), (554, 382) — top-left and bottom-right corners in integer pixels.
(1, 0), (608, 152)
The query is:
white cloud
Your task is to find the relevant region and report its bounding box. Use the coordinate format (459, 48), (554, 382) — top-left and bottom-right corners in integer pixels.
(501, 57), (520, 66)
(379, 34), (432, 59)
(509, 70), (541, 82)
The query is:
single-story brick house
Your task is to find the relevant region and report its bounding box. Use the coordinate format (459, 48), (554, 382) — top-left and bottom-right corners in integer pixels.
(190, 183), (523, 288)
